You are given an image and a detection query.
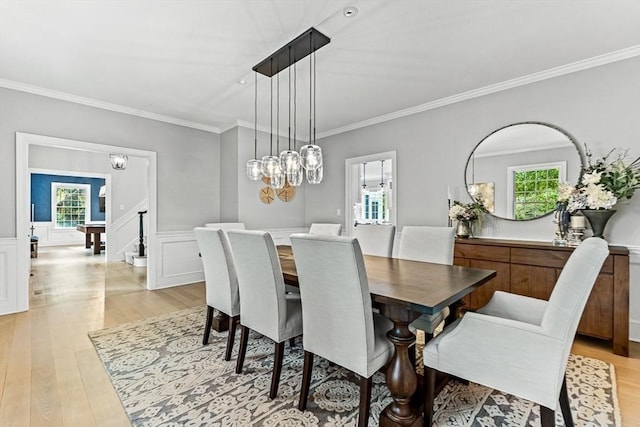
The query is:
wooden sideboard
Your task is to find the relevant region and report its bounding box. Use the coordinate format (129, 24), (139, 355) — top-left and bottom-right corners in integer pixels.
(453, 238), (630, 357)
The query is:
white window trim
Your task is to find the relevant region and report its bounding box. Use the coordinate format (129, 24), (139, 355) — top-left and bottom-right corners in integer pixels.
(506, 161), (567, 218)
(51, 182), (92, 229)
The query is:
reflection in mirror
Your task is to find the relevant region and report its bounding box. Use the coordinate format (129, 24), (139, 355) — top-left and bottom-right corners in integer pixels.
(465, 122), (582, 221)
(354, 159), (393, 225)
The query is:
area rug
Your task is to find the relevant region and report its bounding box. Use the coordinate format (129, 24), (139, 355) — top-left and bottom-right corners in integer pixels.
(88, 307), (621, 426)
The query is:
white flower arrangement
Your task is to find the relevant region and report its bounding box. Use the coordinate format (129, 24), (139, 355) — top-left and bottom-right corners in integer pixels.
(558, 145), (639, 211)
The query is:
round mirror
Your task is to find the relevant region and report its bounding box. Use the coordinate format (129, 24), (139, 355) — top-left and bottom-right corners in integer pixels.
(465, 122), (582, 221)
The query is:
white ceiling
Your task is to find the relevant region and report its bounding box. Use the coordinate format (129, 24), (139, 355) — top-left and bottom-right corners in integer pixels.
(1, 1), (639, 137)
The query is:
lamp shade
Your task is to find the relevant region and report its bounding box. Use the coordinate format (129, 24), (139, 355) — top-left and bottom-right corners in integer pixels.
(306, 164), (323, 184)
(300, 144), (322, 170)
(287, 167), (304, 186)
(246, 159), (263, 180)
(270, 166), (286, 189)
(280, 149), (301, 174)
(261, 155), (280, 178)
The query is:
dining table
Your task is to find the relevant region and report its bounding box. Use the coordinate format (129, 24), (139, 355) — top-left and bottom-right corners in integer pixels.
(277, 245), (496, 427)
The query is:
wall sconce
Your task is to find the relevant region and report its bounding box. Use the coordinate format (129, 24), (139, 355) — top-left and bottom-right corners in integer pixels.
(110, 154), (128, 170)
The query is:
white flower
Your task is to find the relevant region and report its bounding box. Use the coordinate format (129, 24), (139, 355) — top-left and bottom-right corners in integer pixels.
(582, 171), (602, 186)
(558, 182), (575, 202)
(583, 184), (617, 209)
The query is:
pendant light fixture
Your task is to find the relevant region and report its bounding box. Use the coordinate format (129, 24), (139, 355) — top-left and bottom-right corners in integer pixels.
(361, 162), (367, 189)
(110, 154), (128, 170)
(246, 71), (263, 180)
(249, 28), (330, 187)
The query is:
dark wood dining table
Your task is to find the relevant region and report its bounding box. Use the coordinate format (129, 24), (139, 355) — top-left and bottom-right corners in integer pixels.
(277, 245), (496, 427)
(77, 223), (106, 254)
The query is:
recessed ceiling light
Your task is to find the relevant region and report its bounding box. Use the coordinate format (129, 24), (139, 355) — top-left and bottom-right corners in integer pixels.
(343, 6), (358, 18)
(238, 79), (247, 85)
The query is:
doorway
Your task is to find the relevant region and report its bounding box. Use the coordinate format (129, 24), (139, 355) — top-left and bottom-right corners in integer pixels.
(344, 151), (397, 237)
(15, 132), (157, 313)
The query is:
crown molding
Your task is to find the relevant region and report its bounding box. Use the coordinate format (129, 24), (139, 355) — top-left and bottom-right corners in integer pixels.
(317, 45), (640, 139)
(0, 78), (220, 134)
(3, 46), (638, 139)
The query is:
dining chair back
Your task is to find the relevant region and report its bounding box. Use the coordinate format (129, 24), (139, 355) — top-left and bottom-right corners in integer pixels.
(290, 233), (394, 427)
(354, 224), (396, 257)
(227, 230), (303, 399)
(193, 227), (240, 360)
(398, 226), (456, 334)
(309, 223), (343, 236)
(422, 237), (609, 427)
(398, 226), (455, 264)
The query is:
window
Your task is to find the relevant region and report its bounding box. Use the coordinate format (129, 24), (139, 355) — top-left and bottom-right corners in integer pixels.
(361, 190), (386, 222)
(507, 162), (566, 220)
(52, 183), (91, 228)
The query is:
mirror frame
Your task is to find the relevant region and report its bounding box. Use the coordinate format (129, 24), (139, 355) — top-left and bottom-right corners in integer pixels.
(464, 121), (582, 221)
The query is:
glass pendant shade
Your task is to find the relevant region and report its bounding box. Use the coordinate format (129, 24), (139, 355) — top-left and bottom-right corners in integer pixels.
(287, 167), (304, 186)
(270, 166), (286, 189)
(300, 144), (323, 170)
(261, 155), (280, 178)
(306, 164), (323, 184)
(280, 149), (301, 174)
(246, 159), (263, 180)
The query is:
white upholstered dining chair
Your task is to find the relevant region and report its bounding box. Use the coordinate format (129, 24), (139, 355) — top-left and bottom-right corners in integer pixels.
(290, 234), (394, 427)
(354, 224), (396, 257)
(193, 227), (240, 360)
(422, 237), (609, 427)
(227, 230), (303, 399)
(309, 222), (343, 236)
(398, 226), (456, 335)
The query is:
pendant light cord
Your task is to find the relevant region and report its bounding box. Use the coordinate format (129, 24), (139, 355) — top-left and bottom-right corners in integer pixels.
(313, 50), (317, 144)
(269, 58), (273, 155)
(276, 70), (280, 154)
(254, 72), (258, 159)
(309, 31), (312, 143)
(288, 46), (292, 151)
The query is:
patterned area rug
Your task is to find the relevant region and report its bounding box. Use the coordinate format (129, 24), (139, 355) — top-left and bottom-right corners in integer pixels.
(88, 307), (621, 426)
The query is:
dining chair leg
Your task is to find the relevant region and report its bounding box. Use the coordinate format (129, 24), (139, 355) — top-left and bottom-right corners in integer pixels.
(203, 305), (214, 345)
(224, 315), (239, 361)
(423, 366), (436, 427)
(235, 325), (250, 374)
(358, 375), (372, 427)
(559, 377), (574, 427)
(269, 341), (285, 399)
(540, 405), (556, 427)
(298, 351), (314, 411)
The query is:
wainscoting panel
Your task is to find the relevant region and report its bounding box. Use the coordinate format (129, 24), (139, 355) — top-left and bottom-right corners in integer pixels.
(152, 231), (204, 290)
(628, 245), (640, 343)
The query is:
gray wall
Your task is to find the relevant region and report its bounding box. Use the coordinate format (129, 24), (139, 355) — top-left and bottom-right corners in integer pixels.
(0, 87), (220, 236)
(219, 127), (239, 222)
(308, 57), (640, 245)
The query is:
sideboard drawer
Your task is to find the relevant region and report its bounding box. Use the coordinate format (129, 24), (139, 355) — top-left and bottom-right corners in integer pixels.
(454, 243), (509, 263)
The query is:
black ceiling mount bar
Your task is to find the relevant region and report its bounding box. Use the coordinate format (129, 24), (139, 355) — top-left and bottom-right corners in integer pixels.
(253, 28), (330, 77)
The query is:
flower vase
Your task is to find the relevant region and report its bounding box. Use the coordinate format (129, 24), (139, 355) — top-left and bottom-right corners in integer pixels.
(580, 209), (616, 239)
(456, 221), (472, 238)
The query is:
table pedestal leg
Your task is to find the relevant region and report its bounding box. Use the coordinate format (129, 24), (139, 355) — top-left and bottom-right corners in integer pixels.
(379, 305), (422, 427)
(212, 309), (229, 332)
(92, 232), (101, 254)
(85, 233), (91, 249)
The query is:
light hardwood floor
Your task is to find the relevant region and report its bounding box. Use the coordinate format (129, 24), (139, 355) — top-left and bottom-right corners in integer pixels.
(0, 245), (638, 426)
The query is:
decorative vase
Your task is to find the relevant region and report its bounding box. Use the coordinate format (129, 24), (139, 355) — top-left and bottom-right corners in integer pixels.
(552, 202), (570, 246)
(456, 220), (473, 238)
(580, 209), (616, 239)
